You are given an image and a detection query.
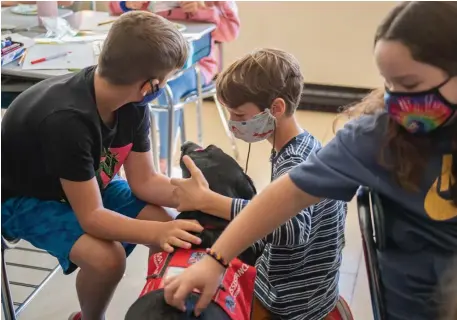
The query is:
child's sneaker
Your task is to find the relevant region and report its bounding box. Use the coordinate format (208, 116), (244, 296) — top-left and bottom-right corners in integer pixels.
(68, 312), (81, 320)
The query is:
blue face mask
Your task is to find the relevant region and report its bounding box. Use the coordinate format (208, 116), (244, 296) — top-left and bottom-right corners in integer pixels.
(133, 81), (165, 106)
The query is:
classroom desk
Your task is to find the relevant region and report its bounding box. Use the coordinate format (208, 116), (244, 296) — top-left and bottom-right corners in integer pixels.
(1, 10), (215, 174)
(1, 10), (216, 81)
(1, 6), (73, 30)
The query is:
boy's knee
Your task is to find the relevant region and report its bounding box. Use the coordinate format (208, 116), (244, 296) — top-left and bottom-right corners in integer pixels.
(93, 241), (126, 277)
(71, 235), (126, 280)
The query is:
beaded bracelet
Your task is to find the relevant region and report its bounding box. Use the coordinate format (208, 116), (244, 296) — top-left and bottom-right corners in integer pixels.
(205, 248), (230, 268)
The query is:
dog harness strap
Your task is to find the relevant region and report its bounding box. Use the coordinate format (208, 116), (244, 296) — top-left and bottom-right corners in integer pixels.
(140, 249), (257, 320)
(212, 258), (256, 320)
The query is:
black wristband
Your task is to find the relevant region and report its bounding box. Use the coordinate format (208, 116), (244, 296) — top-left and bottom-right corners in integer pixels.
(205, 248), (229, 268)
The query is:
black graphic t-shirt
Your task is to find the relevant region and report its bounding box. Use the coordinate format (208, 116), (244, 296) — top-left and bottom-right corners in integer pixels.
(2, 66), (150, 201)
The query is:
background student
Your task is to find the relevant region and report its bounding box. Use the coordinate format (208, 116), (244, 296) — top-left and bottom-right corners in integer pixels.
(1, 1), (73, 6)
(109, 1), (240, 174)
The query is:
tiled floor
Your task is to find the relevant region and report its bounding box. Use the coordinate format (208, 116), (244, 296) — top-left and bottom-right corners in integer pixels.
(2, 102), (374, 319)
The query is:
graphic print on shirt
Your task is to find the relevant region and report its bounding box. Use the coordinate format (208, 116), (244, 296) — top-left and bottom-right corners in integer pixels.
(96, 144), (133, 188)
(424, 154), (456, 221)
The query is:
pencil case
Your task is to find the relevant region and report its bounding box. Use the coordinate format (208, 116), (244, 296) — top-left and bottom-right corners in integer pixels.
(1, 38), (25, 66)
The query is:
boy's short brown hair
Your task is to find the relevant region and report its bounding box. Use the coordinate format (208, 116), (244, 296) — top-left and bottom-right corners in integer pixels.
(98, 11), (188, 85)
(216, 48), (304, 115)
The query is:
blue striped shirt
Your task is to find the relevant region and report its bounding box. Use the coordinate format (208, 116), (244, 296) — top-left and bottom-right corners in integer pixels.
(231, 131), (347, 320)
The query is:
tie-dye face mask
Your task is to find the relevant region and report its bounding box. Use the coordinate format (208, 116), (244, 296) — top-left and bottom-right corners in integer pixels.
(384, 78), (457, 134)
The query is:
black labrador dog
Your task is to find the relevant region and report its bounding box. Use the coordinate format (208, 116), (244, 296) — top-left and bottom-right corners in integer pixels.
(125, 142), (260, 320)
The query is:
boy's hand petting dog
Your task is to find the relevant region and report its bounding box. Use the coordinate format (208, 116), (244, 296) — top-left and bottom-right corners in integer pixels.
(179, 1), (206, 14)
(171, 155), (211, 212)
(159, 220), (203, 253)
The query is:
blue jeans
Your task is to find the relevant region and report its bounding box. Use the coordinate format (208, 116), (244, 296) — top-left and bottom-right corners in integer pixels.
(156, 68), (204, 160)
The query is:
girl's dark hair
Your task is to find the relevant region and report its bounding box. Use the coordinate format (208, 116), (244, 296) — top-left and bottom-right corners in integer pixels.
(338, 1), (457, 206)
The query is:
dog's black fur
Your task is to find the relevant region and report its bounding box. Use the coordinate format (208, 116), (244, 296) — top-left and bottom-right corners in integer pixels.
(176, 141), (259, 266)
(125, 142), (259, 320)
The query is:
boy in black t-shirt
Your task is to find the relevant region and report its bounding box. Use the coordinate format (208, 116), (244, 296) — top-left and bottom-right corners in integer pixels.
(1, 11), (203, 320)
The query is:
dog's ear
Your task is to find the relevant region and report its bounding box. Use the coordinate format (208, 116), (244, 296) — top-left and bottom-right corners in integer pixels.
(235, 173), (257, 200)
(244, 174), (257, 195)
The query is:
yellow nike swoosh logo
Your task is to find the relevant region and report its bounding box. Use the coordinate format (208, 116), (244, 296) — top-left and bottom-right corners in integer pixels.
(424, 154), (456, 221)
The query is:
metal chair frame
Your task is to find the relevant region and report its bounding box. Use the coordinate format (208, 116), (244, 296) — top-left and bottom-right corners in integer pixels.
(148, 64), (239, 177)
(1, 237), (61, 320)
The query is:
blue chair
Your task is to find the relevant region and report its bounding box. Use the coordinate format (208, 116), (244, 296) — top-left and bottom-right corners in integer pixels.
(356, 186), (387, 320)
(1, 236), (61, 320)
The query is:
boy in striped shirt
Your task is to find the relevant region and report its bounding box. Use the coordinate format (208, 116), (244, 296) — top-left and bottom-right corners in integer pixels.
(172, 48), (349, 320)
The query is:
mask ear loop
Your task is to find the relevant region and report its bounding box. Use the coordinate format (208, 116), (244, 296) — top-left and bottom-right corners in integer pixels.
(270, 122), (277, 182)
(244, 110), (277, 176)
(244, 143), (251, 174)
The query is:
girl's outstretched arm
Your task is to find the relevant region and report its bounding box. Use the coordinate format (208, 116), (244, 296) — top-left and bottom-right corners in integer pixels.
(211, 173), (319, 261)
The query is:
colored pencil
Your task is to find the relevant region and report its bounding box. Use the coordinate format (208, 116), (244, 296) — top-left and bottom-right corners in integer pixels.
(17, 49), (27, 66)
(97, 19), (116, 26)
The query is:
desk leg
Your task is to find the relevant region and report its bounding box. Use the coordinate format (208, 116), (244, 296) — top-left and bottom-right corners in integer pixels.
(180, 111), (186, 146)
(165, 85), (175, 178)
(195, 65), (203, 146)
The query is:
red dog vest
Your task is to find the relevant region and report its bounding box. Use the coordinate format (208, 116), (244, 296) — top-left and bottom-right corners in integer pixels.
(140, 249), (257, 320)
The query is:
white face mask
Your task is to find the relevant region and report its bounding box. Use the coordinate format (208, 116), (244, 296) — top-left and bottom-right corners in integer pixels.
(228, 109), (276, 143)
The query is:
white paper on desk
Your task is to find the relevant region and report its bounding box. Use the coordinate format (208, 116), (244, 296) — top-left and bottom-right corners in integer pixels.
(76, 12), (118, 33)
(34, 34), (107, 44)
(21, 43), (96, 70)
(1, 33), (35, 48)
(148, 1), (180, 13)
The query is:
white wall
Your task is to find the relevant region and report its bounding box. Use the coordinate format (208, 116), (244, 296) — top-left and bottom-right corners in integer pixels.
(224, 1), (399, 88)
(91, 1), (398, 88)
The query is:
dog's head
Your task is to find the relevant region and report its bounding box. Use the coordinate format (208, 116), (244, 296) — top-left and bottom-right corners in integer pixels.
(177, 141), (260, 267)
(177, 141), (257, 228)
